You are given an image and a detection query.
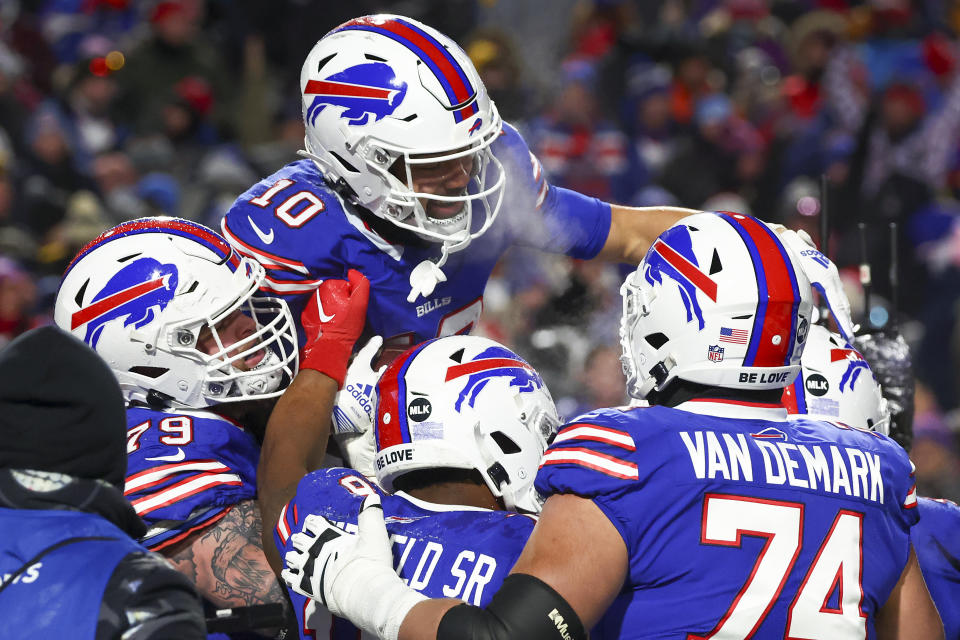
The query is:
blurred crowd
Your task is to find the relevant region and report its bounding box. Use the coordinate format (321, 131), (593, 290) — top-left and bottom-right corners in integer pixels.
(1, 0), (959, 500)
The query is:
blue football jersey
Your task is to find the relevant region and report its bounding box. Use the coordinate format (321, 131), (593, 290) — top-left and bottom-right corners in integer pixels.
(275, 467), (535, 640)
(124, 407), (259, 551)
(913, 497), (960, 639)
(536, 400), (919, 639)
(221, 123), (612, 347)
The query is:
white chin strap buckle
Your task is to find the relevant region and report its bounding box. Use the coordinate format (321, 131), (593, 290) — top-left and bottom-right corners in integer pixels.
(407, 259), (448, 303)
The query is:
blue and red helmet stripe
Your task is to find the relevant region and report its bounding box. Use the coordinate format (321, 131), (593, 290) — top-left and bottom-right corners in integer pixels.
(717, 212), (801, 368)
(375, 339), (437, 450)
(70, 275), (172, 330)
(651, 239), (718, 302)
(334, 17), (478, 123)
(65, 217), (237, 279)
(444, 356), (533, 382)
(782, 375), (808, 414)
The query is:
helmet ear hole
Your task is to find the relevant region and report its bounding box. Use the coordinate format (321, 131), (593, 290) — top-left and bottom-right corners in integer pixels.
(329, 151), (360, 173)
(129, 366), (169, 379)
(645, 332), (669, 349)
(490, 431), (521, 454)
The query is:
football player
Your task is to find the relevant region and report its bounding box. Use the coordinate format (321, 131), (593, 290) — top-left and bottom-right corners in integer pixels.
(786, 325), (960, 640)
(267, 327), (559, 638)
(54, 218), (299, 626)
(281, 212), (942, 640)
(220, 14), (698, 360)
(782, 323), (890, 434)
(911, 496), (960, 640)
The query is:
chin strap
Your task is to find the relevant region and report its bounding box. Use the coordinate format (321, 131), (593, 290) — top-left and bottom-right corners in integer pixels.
(408, 246), (451, 303)
(298, 146), (464, 304)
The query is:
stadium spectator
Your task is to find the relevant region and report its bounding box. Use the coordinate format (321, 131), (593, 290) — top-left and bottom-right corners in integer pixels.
(116, 0), (232, 137)
(528, 58), (632, 202)
(0, 257), (43, 348)
(464, 28), (536, 126)
(658, 93), (738, 208)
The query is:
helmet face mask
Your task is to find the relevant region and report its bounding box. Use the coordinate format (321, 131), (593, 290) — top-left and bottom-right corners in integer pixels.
(299, 14), (506, 258)
(385, 140), (504, 244)
(55, 218), (299, 408)
(619, 212), (814, 400)
(374, 336), (560, 514)
(784, 325), (891, 435)
(185, 293), (295, 401)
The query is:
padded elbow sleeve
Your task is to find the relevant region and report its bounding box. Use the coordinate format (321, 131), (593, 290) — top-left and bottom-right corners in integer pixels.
(437, 573), (586, 640)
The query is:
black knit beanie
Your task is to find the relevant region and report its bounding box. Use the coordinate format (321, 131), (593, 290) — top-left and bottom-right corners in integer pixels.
(0, 326), (128, 490)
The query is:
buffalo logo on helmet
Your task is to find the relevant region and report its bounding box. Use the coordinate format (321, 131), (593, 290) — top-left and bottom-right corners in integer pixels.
(468, 118), (483, 136)
(446, 346), (544, 413)
(831, 347), (869, 392)
(70, 258), (179, 349)
(707, 345), (725, 362)
(644, 225), (717, 330)
(304, 62), (408, 126)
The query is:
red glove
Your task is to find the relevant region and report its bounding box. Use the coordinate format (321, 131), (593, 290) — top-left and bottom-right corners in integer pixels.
(300, 269), (370, 387)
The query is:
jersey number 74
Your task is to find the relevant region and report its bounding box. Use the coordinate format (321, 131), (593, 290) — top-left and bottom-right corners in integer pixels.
(691, 493), (867, 639)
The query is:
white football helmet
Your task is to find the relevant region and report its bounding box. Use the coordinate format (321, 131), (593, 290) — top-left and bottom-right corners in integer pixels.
(55, 217), (298, 408)
(620, 212), (815, 399)
(374, 336), (559, 514)
(299, 15), (505, 262)
(783, 324), (890, 434)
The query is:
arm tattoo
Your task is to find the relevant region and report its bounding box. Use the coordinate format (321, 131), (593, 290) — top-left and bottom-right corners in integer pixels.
(97, 552), (206, 640)
(165, 500), (288, 610)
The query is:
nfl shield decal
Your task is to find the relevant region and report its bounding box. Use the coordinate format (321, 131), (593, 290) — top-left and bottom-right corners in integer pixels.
(708, 344), (725, 362)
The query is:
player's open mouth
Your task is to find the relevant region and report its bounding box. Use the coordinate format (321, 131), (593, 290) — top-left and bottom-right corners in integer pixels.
(243, 349), (266, 369)
(427, 201), (466, 220)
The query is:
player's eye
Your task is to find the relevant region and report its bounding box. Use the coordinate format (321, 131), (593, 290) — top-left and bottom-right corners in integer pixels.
(196, 326), (214, 351)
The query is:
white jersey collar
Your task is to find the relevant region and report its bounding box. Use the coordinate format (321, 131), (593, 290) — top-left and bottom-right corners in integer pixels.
(394, 490), (494, 513)
(674, 398), (788, 421)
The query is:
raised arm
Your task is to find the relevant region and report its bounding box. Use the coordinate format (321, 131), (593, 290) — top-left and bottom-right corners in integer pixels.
(258, 269), (369, 573)
(595, 205), (699, 263)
